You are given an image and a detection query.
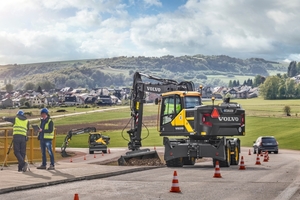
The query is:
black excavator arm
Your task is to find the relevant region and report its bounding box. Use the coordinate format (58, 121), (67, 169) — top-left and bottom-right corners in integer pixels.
(127, 72), (195, 151)
(61, 127), (96, 157)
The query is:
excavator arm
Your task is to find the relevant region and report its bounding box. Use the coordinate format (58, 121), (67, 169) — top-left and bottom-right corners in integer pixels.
(61, 127), (96, 157)
(127, 72), (195, 151)
(118, 72), (195, 165)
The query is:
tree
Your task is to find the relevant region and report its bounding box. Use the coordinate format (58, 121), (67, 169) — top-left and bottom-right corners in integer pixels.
(233, 80), (237, 87)
(36, 80), (55, 91)
(228, 80), (233, 87)
(24, 82), (35, 91)
(37, 86), (43, 94)
(285, 79), (295, 98)
(259, 76), (281, 99)
(237, 80), (240, 86)
(287, 61), (297, 77)
(5, 84), (13, 93)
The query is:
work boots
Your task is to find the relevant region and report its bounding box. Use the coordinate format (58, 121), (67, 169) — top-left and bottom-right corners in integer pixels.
(36, 165), (46, 169)
(47, 165), (55, 170)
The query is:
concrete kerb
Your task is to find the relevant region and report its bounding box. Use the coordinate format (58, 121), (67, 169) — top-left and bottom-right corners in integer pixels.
(0, 166), (163, 195)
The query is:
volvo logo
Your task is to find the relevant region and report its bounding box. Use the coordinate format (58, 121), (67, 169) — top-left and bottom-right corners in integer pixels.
(218, 117), (239, 122)
(146, 87), (161, 92)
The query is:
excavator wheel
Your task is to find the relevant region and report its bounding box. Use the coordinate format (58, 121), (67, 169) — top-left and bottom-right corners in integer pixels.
(230, 144), (240, 165)
(166, 158), (183, 167)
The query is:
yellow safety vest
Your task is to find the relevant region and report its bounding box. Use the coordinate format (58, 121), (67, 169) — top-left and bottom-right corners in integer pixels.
(13, 118), (28, 136)
(43, 119), (54, 139)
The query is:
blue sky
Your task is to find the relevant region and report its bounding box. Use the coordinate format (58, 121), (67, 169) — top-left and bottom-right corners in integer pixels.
(0, 0), (300, 64)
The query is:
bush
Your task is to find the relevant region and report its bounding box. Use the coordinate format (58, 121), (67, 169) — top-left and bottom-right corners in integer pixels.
(60, 105), (68, 107)
(24, 112), (32, 116)
(283, 105), (291, 116)
(56, 109), (67, 112)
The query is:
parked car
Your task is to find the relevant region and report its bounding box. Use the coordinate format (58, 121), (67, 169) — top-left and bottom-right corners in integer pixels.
(253, 136), (278, 154)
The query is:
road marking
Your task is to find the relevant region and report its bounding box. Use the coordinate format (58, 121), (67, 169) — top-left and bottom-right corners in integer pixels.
(274, 170), (300, 200)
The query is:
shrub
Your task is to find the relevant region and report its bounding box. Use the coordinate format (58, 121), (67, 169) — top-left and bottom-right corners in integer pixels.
(24, 112), (32, 116)
(56, 109), (67, 112)
(283, 105), (291, 116)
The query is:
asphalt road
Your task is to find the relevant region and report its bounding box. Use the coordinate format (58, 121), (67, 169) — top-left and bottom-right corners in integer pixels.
(1, 148), (300, 200)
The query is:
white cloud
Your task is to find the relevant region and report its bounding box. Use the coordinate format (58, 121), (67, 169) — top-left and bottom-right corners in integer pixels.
(1, 0), (300, 64)
(143, 0), (162, 7)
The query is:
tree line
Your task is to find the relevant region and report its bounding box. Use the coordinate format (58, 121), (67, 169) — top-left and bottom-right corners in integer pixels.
(260, 61), (300, 99)
(228, 75), (266, 87)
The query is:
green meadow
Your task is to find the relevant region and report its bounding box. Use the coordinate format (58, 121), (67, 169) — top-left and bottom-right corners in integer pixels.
(55, 97), (300, 150)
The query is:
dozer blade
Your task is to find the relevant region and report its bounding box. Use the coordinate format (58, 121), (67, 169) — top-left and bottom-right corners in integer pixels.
(118, 148), (160, 166)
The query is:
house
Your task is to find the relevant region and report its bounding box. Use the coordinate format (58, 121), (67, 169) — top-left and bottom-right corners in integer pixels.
(64, 94), (77, 106)
(1, 98), (13, 108)
(85, 96), (97, 104)
(97, 95), (112, 106)
(44, 96), (60, 106)
(225, 88), (238, 98)
(29, 96), (44, 107)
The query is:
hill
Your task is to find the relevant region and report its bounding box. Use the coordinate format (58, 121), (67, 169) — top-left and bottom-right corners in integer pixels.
(0, 55), (287, 89)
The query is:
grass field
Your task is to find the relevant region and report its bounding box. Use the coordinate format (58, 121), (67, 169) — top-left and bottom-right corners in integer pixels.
(53, 98), (300, 150)
(55, 116), (300, 150)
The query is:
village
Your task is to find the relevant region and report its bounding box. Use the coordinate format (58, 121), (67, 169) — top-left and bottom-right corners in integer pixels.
(0, 83), (260, 109)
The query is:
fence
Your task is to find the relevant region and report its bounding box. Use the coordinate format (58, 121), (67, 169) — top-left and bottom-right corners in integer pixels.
(0, 128), (57, 165)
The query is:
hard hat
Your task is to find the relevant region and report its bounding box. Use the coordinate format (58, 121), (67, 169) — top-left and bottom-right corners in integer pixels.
(40, 108), (49, 114)
(17, 110), (24, 116)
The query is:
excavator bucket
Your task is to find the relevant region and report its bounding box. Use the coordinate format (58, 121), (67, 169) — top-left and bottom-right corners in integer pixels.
(118, 149), (161, 166)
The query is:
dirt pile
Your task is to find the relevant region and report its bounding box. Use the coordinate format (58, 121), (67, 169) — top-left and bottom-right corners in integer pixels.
(123, 158), (164, 166)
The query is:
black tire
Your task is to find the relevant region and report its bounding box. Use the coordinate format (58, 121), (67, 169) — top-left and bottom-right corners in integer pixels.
(253, 149), (256, 154)
(166, 158), (183, 167)
(220, 143), (231, 167)
(103, 150), (107, 154)
(230, 144), (239, 165)
(274, 151), (278, 154)
(89, 150), (94, 154)
(183, 157), (195, 166)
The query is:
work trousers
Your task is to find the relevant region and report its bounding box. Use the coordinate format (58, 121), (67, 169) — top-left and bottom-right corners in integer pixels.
(40, 139), (55, 166)
(13, 134), (26, 171)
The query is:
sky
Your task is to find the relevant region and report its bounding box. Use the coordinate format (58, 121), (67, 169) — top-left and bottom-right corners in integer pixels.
(0, 0), (300, 65)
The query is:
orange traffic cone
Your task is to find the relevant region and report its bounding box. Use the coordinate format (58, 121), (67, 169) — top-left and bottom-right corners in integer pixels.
(70, 157), (73, 163)
(239, 156), (246, 170)
(213, 161), (222, 178)
(74, 193), (79, 200)
(170, 171), (181, 193)
(260, 151), (264, 157)
(263, 151), (268, 162)
(94, 153), (96, 158)
(255, 154), (261, 165)
(84, 155), (86, 160)
(108, 149), (111, 154)
(248, 149), (251, 155)
(266, 151), (269, 161)
(102, 152), (104, 156)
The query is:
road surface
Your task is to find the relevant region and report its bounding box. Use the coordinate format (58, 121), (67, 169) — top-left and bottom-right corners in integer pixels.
(0, 148), (299, 200)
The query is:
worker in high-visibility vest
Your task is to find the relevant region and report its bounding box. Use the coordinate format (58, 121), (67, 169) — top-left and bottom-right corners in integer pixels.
(3, 110), (29, 172)
(36, 108), (55, 170)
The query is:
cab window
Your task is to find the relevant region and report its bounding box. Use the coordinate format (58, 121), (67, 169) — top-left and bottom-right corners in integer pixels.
(161, 95), (181, 124)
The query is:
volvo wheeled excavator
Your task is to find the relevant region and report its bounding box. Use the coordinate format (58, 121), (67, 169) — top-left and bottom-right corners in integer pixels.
(118, 72), (245, 167)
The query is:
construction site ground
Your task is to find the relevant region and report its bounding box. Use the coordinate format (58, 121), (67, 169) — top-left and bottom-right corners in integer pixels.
(0, 147), (165, 194)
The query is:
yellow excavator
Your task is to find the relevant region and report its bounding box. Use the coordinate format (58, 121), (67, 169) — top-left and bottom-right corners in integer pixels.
(118, 72), (245, 167)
